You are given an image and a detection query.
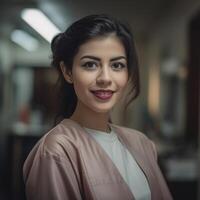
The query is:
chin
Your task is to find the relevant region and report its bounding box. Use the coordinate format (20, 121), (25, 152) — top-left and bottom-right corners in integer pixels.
(89, 104), (114, 114)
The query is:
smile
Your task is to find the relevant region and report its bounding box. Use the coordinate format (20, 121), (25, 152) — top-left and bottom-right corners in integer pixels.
(90, 90), (115, 100)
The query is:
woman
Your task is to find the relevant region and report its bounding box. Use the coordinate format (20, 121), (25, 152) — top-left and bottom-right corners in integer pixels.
(23, 14), (172, 200)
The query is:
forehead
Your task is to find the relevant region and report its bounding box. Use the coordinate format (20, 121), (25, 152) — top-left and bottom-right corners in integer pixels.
(75, 35), (126, 59)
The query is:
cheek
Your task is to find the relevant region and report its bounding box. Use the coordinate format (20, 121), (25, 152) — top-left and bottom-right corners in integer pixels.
(117, 73), (128, 89)
(73, 77), (86, 94)
(72, 71), (94, 95)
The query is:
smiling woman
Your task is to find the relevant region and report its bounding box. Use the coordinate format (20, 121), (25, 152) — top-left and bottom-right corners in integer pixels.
(23, 14), (172, 200)
(51, 15), (140, 124)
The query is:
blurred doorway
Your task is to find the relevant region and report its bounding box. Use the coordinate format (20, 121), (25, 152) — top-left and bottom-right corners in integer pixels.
(187, 10), (200, 145)
(187, 9), (200, 200)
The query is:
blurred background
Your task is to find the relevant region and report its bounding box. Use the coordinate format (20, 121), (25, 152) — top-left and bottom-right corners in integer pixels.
(0, 0), (199, 199)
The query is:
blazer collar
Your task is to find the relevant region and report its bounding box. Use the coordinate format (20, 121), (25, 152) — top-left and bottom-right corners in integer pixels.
(61, 118), (135, 199)
(61, 118), (160, 199)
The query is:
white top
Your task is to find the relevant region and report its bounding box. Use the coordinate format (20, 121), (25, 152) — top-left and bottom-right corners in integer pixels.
(84, 127), (151, 200)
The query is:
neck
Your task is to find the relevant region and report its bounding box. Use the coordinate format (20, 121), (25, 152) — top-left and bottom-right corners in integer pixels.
(70, 101), (111, 132)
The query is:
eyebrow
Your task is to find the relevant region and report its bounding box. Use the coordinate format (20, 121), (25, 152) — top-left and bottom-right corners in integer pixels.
(80, 55), (127, 61)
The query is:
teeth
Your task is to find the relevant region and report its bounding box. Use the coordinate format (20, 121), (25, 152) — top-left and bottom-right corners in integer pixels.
(92, 90), (113, 93)
(94, 91), (112, 95)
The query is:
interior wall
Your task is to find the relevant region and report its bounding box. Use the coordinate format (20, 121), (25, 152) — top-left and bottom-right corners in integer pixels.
(126, 0), (200, 135)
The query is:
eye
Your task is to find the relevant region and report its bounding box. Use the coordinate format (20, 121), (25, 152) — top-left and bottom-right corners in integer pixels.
(111, 62), (126, 71)
(81, 61), (98, 70)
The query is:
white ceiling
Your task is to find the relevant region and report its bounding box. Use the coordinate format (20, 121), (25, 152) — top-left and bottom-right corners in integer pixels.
(0, 0), (177, 42)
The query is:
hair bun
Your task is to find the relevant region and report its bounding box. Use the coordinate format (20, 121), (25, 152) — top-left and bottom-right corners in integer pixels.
(51, 33), (64, 53)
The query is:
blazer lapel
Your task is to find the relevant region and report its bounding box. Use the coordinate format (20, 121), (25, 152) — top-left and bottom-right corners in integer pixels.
(112, 124), (162, 200)
(81, 126), (135, 199)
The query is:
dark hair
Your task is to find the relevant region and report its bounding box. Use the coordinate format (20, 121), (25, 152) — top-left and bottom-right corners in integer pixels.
(51, 14), (140, 123)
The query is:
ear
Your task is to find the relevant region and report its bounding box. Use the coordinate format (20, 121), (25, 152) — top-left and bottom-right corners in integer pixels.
(60, 61), (73, 84)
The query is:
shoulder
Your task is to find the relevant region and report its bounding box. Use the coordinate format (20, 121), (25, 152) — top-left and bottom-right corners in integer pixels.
(23, 122), (81, 178)
(28, 121), (81, 160)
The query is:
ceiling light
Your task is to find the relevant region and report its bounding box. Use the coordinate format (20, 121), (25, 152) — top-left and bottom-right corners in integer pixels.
(21, 8), (61, 43)
(11, 30), (39, 51)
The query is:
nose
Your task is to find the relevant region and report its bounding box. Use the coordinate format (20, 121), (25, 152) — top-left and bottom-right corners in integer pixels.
(96, 66), (112, 87)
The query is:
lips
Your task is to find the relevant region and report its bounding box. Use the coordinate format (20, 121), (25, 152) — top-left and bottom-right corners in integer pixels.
(90, 90), (115, 100)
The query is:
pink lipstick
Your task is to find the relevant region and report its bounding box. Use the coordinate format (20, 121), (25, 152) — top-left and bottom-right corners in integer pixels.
(91, 90), (114, 100)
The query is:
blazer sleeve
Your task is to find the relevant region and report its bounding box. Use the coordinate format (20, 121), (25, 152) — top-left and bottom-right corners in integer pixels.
(24, 153), (82, 200)
(149, 140), (173, 200)
(150, 140), (158, 161)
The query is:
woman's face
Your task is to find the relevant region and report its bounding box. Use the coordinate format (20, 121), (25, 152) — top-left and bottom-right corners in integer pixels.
(66, 35), (128, 114)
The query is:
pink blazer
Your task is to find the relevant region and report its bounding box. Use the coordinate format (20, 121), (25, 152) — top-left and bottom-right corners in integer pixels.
(23, 118), (173, 200)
